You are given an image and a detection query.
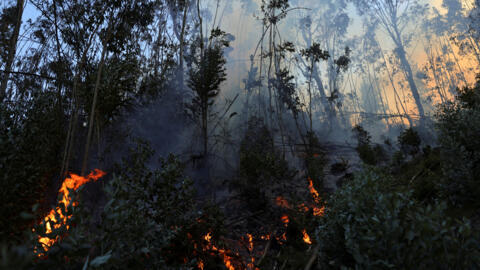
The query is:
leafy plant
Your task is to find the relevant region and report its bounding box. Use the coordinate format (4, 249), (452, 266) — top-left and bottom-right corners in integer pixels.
(316, 169), (480, 269)
(398, 127), (421, 157)
(436, 80), (480, 206)
(352, 125), (386, 166)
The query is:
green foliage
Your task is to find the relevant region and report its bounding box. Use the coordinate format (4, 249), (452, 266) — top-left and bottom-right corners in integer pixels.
(436, 80), (480, 206)
(304, 131), (327, 192)
(187, 28), (229, 115)
(90, 141), (196, 268)
(272, 68), (301, 115)
(0, 243), (34, 269)
(23, 140), (217, 269)
(0, 2), (17, 64)
(352, 125), (386, 166)
(186, 28), (229, 155)
(81, 52), (143, 125)
(187, 44), (227, 113)
(316, 170), (480, 269)
(398, 127), (421, 156)
(234, 117), (295, 210)
(300, 42), (330, 63)
(386, 144), (443, 205)
(0, 91), (65, 242)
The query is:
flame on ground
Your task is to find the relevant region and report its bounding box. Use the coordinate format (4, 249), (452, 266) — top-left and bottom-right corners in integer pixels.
(302, 229), (312, 245)
(281, 215), (290, 226)
(275, 196), (291, 209)
(200, 232), (236, 270)
(308, 177), (325, 216)
(36, 169), (106, 253)
(247, 233), (253, 252)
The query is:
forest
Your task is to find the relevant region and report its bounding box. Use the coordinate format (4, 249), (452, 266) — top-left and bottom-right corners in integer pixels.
(1, 0), (480, 269)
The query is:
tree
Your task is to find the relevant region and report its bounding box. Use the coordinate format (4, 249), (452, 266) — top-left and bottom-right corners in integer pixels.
(352, 0), (428, 125)
(187, 27), (229, 156)
(0, 0), (24, 101)
(294, 0), (352, 130)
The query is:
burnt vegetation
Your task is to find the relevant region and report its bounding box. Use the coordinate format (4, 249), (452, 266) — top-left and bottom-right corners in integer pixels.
(1, 0), (480, 269)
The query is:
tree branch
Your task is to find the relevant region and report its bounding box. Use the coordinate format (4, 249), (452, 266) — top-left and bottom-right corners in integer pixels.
(0, 69), (56, 80)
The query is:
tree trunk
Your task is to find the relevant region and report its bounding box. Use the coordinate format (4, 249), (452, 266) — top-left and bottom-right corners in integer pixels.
(0, 0), (24, 101)
(202, 101), (208, 157)
(396, 45), (425, 124)
(81, 41), (108, 176)
(178, 3), (188, 89)
(392, 24), (425, 125)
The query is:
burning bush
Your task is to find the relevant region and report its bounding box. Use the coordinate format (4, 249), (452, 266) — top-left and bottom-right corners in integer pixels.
(0, 91), (66, 243)
(27, 140), (224, 269)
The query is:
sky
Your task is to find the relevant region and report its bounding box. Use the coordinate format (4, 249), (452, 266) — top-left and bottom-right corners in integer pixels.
(14, 0), (479, 129)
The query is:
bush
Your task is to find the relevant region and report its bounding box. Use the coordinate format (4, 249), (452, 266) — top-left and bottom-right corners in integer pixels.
(315, 170), (480, 269)
(27, 140), (217, 269)
(352, 125), (386, 166)
(436, 81), (480, 206)
(233, 117), (295, 211)
(398, 127), (421, 156)
(0, 91), (65, 242)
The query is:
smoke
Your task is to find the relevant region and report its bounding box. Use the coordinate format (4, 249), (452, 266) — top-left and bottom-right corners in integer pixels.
(82, 0), (476, 196)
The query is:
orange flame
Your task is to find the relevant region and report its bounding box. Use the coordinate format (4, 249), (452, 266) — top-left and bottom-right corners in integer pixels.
(260, 234), (271, 240)
(281, 215), (289, 226)
(312, 205), (325, 216)
(302, 229), (312, 245)
(36, 169), (106, 253)
(247, 233), (253, 252)
(307, 177), (320, 203)
(308, 177), (325, 216)
(202, 232), (236, 270)
(204, 232), (212, 242)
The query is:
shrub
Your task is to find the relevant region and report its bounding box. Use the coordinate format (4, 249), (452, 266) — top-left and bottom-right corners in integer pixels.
(315, 170), (480, 269)
(352, 125), (386, 166)
(234, 117), (295, 211)
(436, 81), (480, 206)
(0, 91), (65, 242)
(28, 140), (214, 269)
(398, 127), (421, 156)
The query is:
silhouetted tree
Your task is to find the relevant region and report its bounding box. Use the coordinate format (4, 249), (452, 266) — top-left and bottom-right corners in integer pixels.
(0, 0), (24, 101)
(352, 0), (428, 125)
(187, 27), (229, 156)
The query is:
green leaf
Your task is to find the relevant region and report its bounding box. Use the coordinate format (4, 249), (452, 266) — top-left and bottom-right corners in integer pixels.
(90, 250), (112, 267)
(82, 256), (90, 270)
(19, 212), (35, 220)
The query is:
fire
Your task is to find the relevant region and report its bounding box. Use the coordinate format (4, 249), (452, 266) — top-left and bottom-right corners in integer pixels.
(201, 232), (236, 270)
(281, 215), (289, 226)
(247, 233), (253, 252)
(307, 177), (320, 203)
(312, 205), (325, 216)
(308, 177), (325, 216)
(204, 232), (212, 242)
(302, 229), (312, 245)
(275, 196), (291, 209)
(260, 234), (271, 240)
(36, 169), (106, 253)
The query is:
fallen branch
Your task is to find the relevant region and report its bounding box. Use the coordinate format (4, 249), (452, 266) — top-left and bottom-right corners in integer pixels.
(256, 234), (273, 266)
(304, 244), (320, 270)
